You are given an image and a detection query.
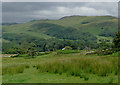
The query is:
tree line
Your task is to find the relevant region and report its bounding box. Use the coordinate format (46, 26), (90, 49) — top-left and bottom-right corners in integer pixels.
(2, 30), (120, 55)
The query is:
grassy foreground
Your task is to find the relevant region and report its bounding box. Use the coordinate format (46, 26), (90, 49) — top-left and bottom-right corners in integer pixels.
(2, 53), (118, 83)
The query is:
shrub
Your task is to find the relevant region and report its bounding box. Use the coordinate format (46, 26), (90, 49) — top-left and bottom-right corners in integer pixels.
(64, 46), (72, 50)
(56, 50), (80, 54)
(108, 77), (114, 83)
(25, 65), (30, 68)
(84, 76), (89, 81)
(96, 48), (118, 55)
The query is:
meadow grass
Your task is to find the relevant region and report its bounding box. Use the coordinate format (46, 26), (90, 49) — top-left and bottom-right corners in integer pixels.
(35, 56), (118, 78)
(2, 64), (30, 75)
(2, 53), (118, 83)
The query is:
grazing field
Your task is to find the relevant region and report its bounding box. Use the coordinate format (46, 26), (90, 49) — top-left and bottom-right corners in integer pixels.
(2, 53), (118, 83)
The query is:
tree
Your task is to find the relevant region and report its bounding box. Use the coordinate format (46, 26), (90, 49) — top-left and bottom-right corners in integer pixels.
(28, 42), (36, 58)
(98, 40), (111, 50)
(45, 45), (50, 51)
(113, 32), (120, 50)
(42, 43), (46, 52)
(20, 41), (27, 54)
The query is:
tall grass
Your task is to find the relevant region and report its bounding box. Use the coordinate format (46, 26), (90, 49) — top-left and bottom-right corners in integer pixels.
(2, 64), (29, 75)
(35, 57), (118, 78)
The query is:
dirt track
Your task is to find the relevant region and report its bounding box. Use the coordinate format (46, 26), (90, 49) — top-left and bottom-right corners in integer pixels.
(1, 54), (17, 57)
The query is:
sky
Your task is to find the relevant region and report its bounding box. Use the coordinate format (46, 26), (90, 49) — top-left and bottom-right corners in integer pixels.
(1, 0), (120, 2)
(2, 1), (119, 23)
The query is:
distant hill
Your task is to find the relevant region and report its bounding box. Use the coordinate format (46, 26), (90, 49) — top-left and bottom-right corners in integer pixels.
(3, 16), (118, 40)
(2, 16), (118, 53)
(2, 23), (18, 25)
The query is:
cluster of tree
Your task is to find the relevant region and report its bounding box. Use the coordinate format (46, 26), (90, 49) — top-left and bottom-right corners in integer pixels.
(99, 39), (110, 42)
(99, 28), (115, 38)
(113, 31), (120, 51)
(2, 23), (98, 54)
(2, 37), (98, 54)
(32, 23), (97, 41)
(46, 27), (97, 41)
(96, 31), (120, 55)
(10, 42), (36, 57)
(3, 22), (119, 55)
(2, 31), (120, 56)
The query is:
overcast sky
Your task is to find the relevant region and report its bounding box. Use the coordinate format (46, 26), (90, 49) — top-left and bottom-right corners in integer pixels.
(2, 2), (118, 23)
(1, 0), (120, 2)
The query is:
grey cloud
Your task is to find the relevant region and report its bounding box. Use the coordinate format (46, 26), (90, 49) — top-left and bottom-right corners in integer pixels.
(2, 0), (120, 2)
(2, 2), (118, 23)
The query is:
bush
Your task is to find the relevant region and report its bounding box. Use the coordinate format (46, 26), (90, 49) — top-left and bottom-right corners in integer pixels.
(25, 65), (30, 68)
(84, 76), (89, 81)
(64, 46), (72, 50)
(96, 48), (117, 55)
(108, 77), (114, 83)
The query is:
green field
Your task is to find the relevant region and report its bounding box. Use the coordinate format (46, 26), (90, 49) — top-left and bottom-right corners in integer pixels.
(2, 52), (118, 83)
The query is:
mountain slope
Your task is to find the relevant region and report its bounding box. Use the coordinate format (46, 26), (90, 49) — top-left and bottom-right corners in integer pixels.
(2, 16), (118, 53)
(3, 16), (118, 41)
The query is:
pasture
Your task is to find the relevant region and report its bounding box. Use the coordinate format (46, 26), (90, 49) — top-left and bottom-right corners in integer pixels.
(2, 52), (118, 83)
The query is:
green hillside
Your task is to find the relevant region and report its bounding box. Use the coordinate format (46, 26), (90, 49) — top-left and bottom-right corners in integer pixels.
(2, 16), (118, 53)
(3, 15), (118, 35)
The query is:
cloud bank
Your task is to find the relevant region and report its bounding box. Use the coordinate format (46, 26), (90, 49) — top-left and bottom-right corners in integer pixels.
(2, 0), (120, 2)
(2, 2), (118, 23)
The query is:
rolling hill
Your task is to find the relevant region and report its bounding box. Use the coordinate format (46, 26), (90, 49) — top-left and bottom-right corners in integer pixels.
(2, 15), (118, 53)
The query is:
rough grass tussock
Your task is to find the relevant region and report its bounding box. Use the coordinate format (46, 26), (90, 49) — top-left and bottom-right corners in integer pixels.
(2, 64), (30, 75)
(35, 57), (118, 77)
